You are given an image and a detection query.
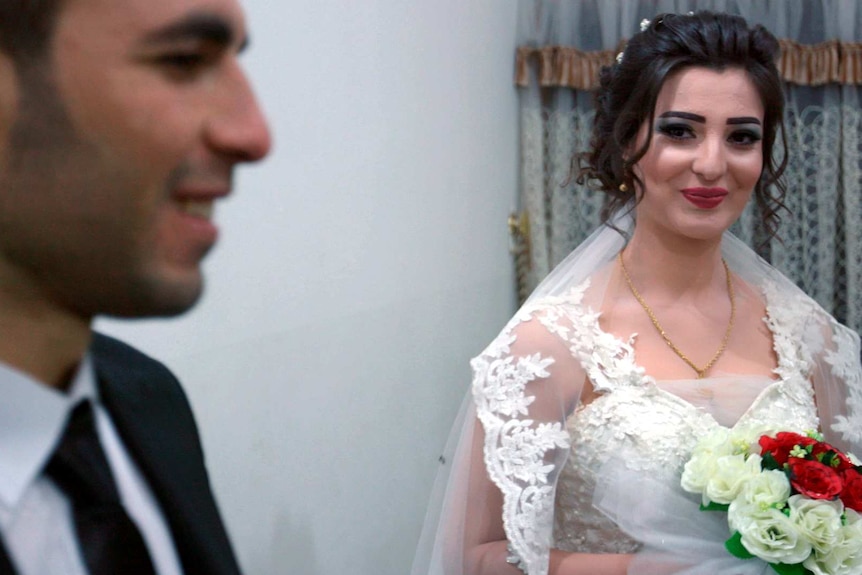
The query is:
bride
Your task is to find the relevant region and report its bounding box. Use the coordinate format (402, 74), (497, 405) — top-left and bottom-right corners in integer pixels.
(412, 11), (862, 575)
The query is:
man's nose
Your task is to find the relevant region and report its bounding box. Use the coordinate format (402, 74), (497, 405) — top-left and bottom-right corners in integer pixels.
(205, 61), (272, 163)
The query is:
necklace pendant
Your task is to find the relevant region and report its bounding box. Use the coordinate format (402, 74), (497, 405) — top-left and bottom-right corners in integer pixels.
(617, 252), (735, 383)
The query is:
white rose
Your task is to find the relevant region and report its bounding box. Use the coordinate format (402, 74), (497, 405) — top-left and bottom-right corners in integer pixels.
(738, 468), (791, 508)
(681, 452), (720, 495)
(804, 510), (862, 575)
(788, 495), (843, 554)
(728, 500), (812, 564)
(693, 428), (734, 457)
(705, 453), (762, 505)
(682, 429), (734, 497)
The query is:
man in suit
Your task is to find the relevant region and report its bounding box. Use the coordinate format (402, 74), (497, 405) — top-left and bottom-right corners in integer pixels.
(0, 0), (271, 573)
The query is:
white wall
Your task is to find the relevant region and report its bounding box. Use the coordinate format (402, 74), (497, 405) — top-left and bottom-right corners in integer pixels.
(97, 2), (518, 573)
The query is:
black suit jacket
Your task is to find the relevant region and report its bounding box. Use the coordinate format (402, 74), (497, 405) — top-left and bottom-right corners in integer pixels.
(0, 333), (242, 575)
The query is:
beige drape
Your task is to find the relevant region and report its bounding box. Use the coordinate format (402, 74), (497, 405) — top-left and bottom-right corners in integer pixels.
(515, 39), (862, 89)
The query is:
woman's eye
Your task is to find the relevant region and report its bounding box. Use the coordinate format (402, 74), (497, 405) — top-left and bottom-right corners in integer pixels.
(657, 123), (694, 140)
(728, 130), (763, 147)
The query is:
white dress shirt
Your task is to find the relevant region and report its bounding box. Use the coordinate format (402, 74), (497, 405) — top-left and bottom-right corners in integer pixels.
(0, 356), (183, 575)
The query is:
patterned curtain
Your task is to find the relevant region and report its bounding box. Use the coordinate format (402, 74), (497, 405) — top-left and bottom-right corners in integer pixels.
(512, 0), (862, 333)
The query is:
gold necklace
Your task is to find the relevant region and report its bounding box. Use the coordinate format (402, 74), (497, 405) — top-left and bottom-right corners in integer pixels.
(618, 252), (735, 379)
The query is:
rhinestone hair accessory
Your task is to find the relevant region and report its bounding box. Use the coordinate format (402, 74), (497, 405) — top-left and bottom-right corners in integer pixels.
(640, 18), (651, 31)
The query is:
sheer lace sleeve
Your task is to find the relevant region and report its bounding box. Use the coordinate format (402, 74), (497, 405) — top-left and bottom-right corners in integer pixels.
(724, 232), (862, 454)
(469, 286), (598, 574)
(803, 299), (862, 455)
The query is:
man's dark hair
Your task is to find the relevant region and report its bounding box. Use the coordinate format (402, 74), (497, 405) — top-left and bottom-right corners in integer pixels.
(0, 0), (65, 61)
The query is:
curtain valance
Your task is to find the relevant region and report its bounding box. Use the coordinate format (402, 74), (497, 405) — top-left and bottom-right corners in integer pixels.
(515, 39), (862, 89)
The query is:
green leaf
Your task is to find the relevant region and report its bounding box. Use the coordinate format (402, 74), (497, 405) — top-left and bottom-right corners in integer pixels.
(725, 532), (755, 559)
(769, 562), (810, 575)
(700, 501), (730, 512)
(762, 452), (781, 471)
(824, 450), (840, 468)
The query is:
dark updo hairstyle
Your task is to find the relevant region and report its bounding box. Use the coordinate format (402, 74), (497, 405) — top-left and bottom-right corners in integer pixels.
(578, 11), (788, 238)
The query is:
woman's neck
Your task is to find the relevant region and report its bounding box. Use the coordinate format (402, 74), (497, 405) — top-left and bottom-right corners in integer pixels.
(622, 225), (726, 297)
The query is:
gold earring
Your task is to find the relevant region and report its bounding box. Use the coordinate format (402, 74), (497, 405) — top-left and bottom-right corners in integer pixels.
(619, 183), (628, 193)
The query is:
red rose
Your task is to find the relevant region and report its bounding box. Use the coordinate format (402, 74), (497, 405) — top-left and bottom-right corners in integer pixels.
(840, 470), (862, 512)
(760, 432), (816, 465)
(788, 458), (844, 499)
(810, 442), (855, 471)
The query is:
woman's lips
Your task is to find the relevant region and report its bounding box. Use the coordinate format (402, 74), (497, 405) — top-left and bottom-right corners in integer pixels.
(681, 187), (729, 209)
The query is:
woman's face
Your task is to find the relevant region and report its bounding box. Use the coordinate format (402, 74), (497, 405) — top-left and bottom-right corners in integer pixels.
(631, 66), (764, 243)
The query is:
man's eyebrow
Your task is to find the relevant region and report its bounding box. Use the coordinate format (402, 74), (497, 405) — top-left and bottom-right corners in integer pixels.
(142, 13), (248, 51)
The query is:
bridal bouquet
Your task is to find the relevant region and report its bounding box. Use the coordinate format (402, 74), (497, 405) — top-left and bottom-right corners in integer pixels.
(681, 428), (862, 575)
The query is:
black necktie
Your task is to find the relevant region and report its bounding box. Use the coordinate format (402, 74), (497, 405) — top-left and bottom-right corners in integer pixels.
(45, 400), (157, 575)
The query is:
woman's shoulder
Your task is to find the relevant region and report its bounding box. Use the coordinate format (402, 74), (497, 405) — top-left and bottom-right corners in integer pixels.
(476, 278), (602, 361)
(473, 275), (648, 400)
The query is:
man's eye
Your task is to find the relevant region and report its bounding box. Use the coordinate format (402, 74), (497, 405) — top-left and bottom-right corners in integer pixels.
(158, 53), (207, 69)
(153, 50), (220, 80)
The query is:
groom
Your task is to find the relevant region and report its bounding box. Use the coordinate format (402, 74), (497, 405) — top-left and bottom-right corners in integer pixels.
(0, 0), (270, 573)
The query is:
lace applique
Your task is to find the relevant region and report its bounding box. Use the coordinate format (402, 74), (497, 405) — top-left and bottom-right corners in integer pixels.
(472, 350), (568, 575)
(473, 282), (598, 575)
(824, 320), (862, 444)
(763, 282), (862, 444)
(763, 281), (817, 380)
(532, 286), (645, 394)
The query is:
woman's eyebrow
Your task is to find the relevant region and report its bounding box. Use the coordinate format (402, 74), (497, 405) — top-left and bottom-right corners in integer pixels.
(658, 111), (706, 123)
(658, 111), (762, 126)
(727, 116), (762, 125)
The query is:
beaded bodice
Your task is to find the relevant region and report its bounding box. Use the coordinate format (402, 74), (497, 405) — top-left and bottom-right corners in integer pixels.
(553, 376), (818, 552)
(547, 278), (820, 552)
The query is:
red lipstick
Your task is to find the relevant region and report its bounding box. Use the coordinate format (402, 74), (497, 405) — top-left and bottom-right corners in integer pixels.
(681, 187), (729, 209)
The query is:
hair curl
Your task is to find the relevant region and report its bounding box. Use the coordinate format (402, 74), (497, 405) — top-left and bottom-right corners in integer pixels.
(577, 11), (788, 238)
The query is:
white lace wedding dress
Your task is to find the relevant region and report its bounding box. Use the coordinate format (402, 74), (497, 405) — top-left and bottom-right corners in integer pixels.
(412, 223), (862, 575)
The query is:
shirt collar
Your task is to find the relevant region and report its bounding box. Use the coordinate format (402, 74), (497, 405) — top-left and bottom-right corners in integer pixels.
(0, 355), (97, 509)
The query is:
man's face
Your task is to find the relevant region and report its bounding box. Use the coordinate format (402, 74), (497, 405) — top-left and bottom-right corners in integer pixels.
(0, 0), (271, 319)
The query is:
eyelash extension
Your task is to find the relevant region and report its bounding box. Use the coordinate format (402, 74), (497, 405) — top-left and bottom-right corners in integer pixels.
(655, 123), (694, 140)
(729, 130), (763, 146)
(655, 123), (763, 147)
